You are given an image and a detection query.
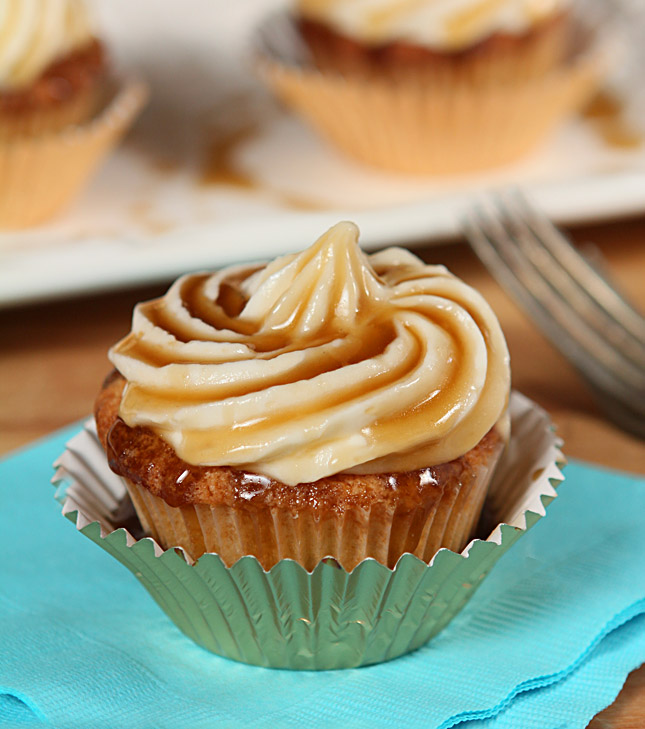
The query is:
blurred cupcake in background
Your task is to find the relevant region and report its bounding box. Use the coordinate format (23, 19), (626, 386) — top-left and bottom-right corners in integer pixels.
(257, 0), (608, 174)
(0, 0), (147, 229)
(0, 0), (106, 135)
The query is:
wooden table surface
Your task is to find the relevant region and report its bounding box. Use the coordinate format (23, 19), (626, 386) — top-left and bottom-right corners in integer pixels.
(1, 216), (644, 726)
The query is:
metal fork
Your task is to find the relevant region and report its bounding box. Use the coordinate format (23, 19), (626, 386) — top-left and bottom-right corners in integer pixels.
(463, 190), (645, 439)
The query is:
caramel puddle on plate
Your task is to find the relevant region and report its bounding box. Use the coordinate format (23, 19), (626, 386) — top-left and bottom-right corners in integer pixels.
(582, 91), (643, 150)
(199, 124), (328, 211)
(200, 126), (257, 191)
(151, 157), (182, 175)
(129, 199), (175, 235)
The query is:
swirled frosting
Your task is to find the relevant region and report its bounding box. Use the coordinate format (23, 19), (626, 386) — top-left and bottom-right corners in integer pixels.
(296, 0), (570, 50)
(110, 222), (510, 485)
(0, 0), (93, 90)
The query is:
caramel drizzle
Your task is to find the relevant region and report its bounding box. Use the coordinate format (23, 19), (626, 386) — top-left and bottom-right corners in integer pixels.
(110, 223), (509, 483)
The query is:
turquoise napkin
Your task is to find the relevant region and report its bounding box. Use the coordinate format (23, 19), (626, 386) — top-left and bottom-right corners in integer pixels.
(1, 425), (644, 729)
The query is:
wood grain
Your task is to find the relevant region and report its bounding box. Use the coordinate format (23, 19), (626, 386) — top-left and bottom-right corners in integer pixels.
(589, 667), (645, 728)
(1, 216), (643, 724)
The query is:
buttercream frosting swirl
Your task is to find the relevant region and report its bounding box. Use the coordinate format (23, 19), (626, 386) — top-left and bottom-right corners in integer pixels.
(0, 0), (93, 90)
(110, 222), (510, 485)
(296, 0), (570, 51)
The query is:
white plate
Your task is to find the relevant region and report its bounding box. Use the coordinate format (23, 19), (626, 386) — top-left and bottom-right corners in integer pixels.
(1, 0), (644, 308)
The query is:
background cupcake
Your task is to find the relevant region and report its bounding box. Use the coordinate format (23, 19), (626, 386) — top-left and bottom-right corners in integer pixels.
(257, 0), (606, 173)
(295, 0), (573, 81)
(0, 0), (147, 228)
(0, 0), (106, 136)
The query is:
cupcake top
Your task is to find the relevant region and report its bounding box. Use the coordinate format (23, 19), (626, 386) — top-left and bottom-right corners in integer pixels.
(296, 0), (570, 51)
(110, 222), (510, 485)
(0, 0), (94, 90)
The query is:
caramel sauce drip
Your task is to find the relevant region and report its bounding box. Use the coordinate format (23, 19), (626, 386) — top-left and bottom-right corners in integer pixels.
(199, 125), (327, 211)
(106, 407), (502, 512)
(583, 92), (643, 150)
(200, 127), (257, 190)
(107, 403), (442, 510)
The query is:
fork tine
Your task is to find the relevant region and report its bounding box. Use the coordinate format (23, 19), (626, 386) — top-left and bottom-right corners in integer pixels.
(463, 203), (645, 409)
(493, 191), (645, 372)
(506, 189), (645, 345)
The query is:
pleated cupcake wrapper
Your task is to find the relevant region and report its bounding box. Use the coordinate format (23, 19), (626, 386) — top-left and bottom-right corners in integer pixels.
(255, 13), (607, 174)
(52, 392), (564, 669)
(0, 84), (105, 138)
(0, 78), (148, 229)
(121, 438), (500, 572)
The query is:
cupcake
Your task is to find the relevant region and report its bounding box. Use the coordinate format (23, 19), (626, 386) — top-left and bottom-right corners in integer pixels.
(0, 0), (147, 228)
(0, 0), (106, 136)
(256, 0), (605, 173)
(68, 221), (564, 669)
(94, 221), (511, 572)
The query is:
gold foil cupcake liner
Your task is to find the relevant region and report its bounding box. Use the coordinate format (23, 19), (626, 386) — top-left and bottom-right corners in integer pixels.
(0, 78), (148, 229)
(53, 392), (564, 669)
(256, 13), (607, 174)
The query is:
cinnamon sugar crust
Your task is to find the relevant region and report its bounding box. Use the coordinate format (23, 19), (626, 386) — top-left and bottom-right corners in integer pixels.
(95, 370), (504, 515)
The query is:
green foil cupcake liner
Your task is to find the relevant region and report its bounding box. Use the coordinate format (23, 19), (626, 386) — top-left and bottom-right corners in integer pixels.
(52, 391), (564, 670)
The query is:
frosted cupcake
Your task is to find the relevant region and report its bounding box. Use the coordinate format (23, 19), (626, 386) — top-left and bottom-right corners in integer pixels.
(257, 0), (605, 173)
(0, 0), (147, 228)
(95, 221), (511, 571)
(0, 0), (105, 136)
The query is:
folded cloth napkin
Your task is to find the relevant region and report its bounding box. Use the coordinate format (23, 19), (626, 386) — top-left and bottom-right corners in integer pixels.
(1, 424), (644, 729)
